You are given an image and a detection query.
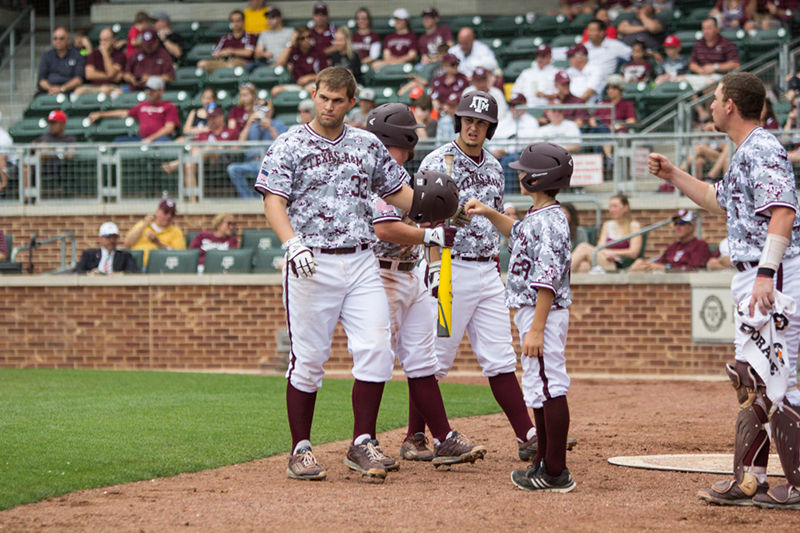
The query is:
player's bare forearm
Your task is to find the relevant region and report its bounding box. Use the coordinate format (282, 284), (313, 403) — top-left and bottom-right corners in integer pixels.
(264, 193), (296, 244)
(767, 206), (795, 239)
(384, 184), (413, 213)
(374, 220), (425, 245)
(648, 152), (719, 211)
(464, 198), (514, 237)
(523, 288), (554, 357)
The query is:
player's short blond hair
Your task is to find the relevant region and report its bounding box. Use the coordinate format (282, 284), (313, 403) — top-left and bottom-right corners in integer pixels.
(315, 67), (357, 100)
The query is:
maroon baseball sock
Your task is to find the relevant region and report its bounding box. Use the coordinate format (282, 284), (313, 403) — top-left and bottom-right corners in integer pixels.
(408, 375), (451, 442)
(407, 392), (427, 438)
(352, 379), (385, 442)
(286, 382), (317, 452)
(488, 372), (535, 441)
(532, 407), (546, 466)
(543, 395), (570, 477)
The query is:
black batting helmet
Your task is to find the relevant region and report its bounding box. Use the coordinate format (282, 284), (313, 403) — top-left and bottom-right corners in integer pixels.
(366, 103), (422, 154)
(407, 170), (460, 224)
(454, 90), (498, 139)
(510, 142), (573, 193)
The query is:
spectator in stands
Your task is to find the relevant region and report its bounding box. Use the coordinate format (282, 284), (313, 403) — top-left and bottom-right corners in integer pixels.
(189, 213), (239, 270)
(23, 110), (76, 204)
(309, 2), (336, 56)
(73, 29), (92, 56)
(430, 53), (469, 108)
(181, 87), (216, 138)
(227, 102), (287, 198)
(558, 0), (598, 20)
(75, 27), (125, 97)
(372, 8), (417, 71)
(490, 93), (541, 194)
(710, 0), (749, 30)
(435, 91), (460, 139)
(581, 7), (618, 43)
(418, 7), (454, 64)
(587, 74), (638, 158)
(38, 27), (85, 95)
(274, 26), (328, 95)
(198, 10), (256, 74)
(628, 210), (711, 272)
(122, 30), (176, 91)
(0, 116), (15, 199)
(572, 192), (642, 272)
(652, 0), (675, 12)
(76, 221), (139, 274)
(621, 40), (654, 82)
(412, 93), (437, 139)
(617, 2), (666, 50)
(244, 0), (269, 35)
(685, 17), (740, 91)
(228, 82), (259, 137)
(184, 103), (239, 201)
(536, 104), (582, 153)
(88, 77), (178, 143)
(241, 100), (287, 144)
(297, 98), (315, 124)
(511, 44), (559, 108)
(123, 198), (185, 268)
(251, 8), (294, 70)
(329, 27), (363, 84)
(747, 0), (795, 30)
(654, 35), (689, 84)
(346, 88), (376, 129)
(351, 7), (381, 66)
(464, 67), (508, 120)
(762, 98), (780, 130)
(447, 27), (498, 78)
(565, 44), (604, 102)
(706, 237), (733, 270)
(552, 70), (590, 128)
(584, 18), (632, 82)
(124, 12), (152, 60)
(561, 202), (590, 252)
(0, 230), (8, 262)
(152, 11), (184, 63)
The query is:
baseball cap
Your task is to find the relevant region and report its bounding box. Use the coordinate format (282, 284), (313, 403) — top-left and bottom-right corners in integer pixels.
(442, 53), (459, 65)
(141, 30), (156, 43)
(266, 7), (282, 18)
(152, 11), (170, 23)
(98, 221), (120, 237)
(567, 43), (588, 58)
(536, 44), (552, 56)
(555, 70), (570, 84)
(158, 198), (177, 215)
(145, 76), (164, 91)
(313, 2), (328, 15)
(47, 109), (67, 123)
(472, 67), (489, 81)
(422, 7), (439, 18)
(205, 102), (224, 117)
(392, 8), (410, 20)
(663, 35), (681, 48)
(359, 88), (376, 101)
(409, 86), (425, 99)
(605, 74), (625, 89)
(672, 209), (697, 224)
(509, 93), (527, 106)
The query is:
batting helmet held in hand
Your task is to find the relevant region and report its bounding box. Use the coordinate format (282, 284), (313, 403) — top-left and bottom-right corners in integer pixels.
(454, 90), (498, 139)
(407, 170), (460, 224)
(510, 142), (573, 193)
(366, 103), (422, 152)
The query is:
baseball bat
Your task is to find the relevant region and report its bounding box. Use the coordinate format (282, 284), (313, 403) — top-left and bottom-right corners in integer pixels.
(437, 154), (455, 338)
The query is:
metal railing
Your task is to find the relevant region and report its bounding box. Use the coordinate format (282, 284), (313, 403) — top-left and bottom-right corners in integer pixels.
(0, 7), (36, 107)
(590, 218), (674, 271)
(10, 230), (77, 274)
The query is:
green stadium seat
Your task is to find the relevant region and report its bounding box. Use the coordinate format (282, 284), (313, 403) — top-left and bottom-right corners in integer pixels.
(9, 118), (49, 143)
(745, 27), (789, 61)
(184, 43), (216, 65)
(673, 31), (701, 54)
(446, 15), (484, 33)
(370, 17), (395, 37)
(207, 66), (249, 91)
(185, 230), (200, 248)
(640, 81), (693, 116)
(121, 249), (144, 273)
(162, 90), (193, 114)
(109, 91), (147, 109)
(481, 15), (528, 38)
(409, 16), (425, 35)
(204, 248), (254, 273)
(502, 59), (533, 82)
(272, 90), (310, 112)
(190, 88), (234, 110)
(70, 92), (111, 115)
(117, 145), (181, 198)
(502, 37), (546, 62)
(583, 225), (599, 246)
(677, 7), (714, 30)
(530, 14), (567, 39)
(274, 112), (298, 127)
(169, 66), (207, 92)
(241, 229), (279, 250)
(248, 65), (291, 88)
(371, 63), (415, 89)
(89, 22), (129, 45)
(93, 117), (138, 142)
(197, 21), (231, 43)
(146, 249), (199, 273)
(63, 117), (95, 142)
(568, 13), (594, 33)
(252, 247), (284, 273)
(622, 81), (649, 117)
(480, 38), (509, 63)
(26, 93), (71, 117)
(550, 34), (582, 49)
(172, 21), (202, 47)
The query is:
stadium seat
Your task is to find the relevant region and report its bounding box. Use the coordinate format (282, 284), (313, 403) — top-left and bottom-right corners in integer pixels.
(117, 145), (182, 198)
(371, 63), (415, 89)
(550, 34), (582, 49)
(745, 27), (789, 61)
(63, 117), (95, 142)
(185, 230), (200, 248)
(241, 228), (279, 250)
(169, 66), (207, 92)
(57, 151), (99, 199)
(530, 14), (567, 40)
(248, 65), (291, 88)
(89, 22), (129, 45)
(71, 92), (111, 115)
(93, 117), (138, 142)
(146, 249), (199, 273)
(409, 16), (425, 35)
(161, 90), (193, 114)
(640, 81), (693, 116)
(676, 7), (713, 31)
(197, 21), (231, 44)
(191, 88), (234, 110)
(252, 247), (284, 273)
(503, 37), (545, 62)
(171, 21), (202, 47)
(673, 31), (701, 54)
(110, 91), (147, 109)
(207, 66), (249, 91)
(370, 17), (395, 37)
(502, 59), (533, 83)
(9, 118), (49, 143)
(204, 248), (254, 274)
(121, 249), (144, 273)
(272, 90), (310, 113)
(583, 225), (599, 246)
(184, 43), (216, 65)
(275, 112), (298, 127)
(26, 93), (71, 118)
(622, 81), (649, 117)
(568, 12), (594, 33)
(446, 15), (484, 33)
(481, 15), (528, 39)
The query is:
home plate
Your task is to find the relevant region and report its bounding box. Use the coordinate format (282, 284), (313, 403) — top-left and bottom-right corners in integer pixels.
(608, 454), (785, 477)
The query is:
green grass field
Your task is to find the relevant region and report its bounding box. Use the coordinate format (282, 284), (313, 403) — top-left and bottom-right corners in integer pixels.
(0, 369), (499, 511)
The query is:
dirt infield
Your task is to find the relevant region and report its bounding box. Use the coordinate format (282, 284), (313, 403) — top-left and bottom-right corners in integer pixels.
(1, 378), (797, 532)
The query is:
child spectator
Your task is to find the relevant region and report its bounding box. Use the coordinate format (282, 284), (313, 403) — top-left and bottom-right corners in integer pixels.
(621, 41), (654, 83)
(654, 35), (689, 84)
(125, 11), (152, 59)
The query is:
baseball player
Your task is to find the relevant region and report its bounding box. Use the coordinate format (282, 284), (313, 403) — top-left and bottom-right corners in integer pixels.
(255, 67), (439, 484)
(466, 142), (576, 492)
(650, 72), (800, 509)
(366, 102), (487, 465)
(416, 90), (539, 459)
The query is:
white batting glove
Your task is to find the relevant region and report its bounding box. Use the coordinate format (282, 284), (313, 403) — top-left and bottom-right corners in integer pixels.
(283, 236), (317, 278)
(426, 260), (441, 298)
(423, 226), (457, 248)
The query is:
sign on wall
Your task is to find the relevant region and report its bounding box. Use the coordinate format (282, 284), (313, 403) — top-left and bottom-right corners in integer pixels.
(692, 286), (735, 343)
(570, 153), (604, 186)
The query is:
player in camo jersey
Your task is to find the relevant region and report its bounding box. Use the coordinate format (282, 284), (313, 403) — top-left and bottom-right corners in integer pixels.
(466, 142), (577, 493)
(256, 67), (427, 484)
(650, 72), (800, 509)
(416, 90), (539, 460)
(366, 102), (487, 466)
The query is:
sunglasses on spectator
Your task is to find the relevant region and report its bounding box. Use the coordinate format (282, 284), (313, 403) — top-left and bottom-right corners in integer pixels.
(53, 35), (68, 40)
(674, 221), (691, 226)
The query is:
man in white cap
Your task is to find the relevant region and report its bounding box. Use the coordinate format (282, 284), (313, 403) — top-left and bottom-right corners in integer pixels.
(76, 222), (139, 274)
(628, 210), (712, 272)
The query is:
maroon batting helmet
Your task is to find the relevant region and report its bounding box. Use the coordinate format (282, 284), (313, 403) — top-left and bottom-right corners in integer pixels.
(454, 90), (498, 139)
(407, 170), (460, 224)
(366, 103), (422, 153)
(510, 142), (573, 193)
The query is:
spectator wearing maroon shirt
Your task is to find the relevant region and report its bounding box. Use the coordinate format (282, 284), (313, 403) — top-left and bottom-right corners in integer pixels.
(182, 103), (239, 201)
(621, 41), (654, 83)
(685, 18), (740, 90)
(747, 0), (797, 30)
(552, 70), (589, 128)
(274, 26), (329, 96)
(198, 10), (256, 74)
(24, 110), (77, 204)
(628, 210), (711, 272)
(309, 2), (336, 56)
(75, 27), (126, 96)
(418, 7), (454, 64)
(227, 83), (258, 138)
(190, 213), (239, 269)
(429, 53), (469, 108)
(588, 74), (637, 158)
(88, 77), (178, 143)
(123, 30), (175, 91)
(351, 7), (381, 65)
(372, 8), (417, 71)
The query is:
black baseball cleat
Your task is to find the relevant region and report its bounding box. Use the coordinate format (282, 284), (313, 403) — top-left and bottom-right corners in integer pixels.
(511, 462), (576, 493)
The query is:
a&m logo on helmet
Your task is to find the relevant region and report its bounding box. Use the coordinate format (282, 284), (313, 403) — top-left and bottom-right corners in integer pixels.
(469, 95), (490, 114)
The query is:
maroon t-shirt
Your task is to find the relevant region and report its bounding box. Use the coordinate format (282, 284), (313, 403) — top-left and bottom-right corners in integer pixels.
(417, 26), (453, 60)
(310, 24), (336, 53)
(383, 32), (417, 58)
(189, 230), (238, 265)
(594, 99), (636, 130)
(86, 48), (127, 85)
(352, 31), (380, 60)
(656, 237), (712, 270)
(287, 46), (328, 81)
(125, 46), (175, 87)
(213, 32), (257, 55)
(430, 73), (469, 103)
(690, 36), (739, 66)
(128, 99), (179, 138)
(227, 106), (250, 136)
(557, 93), (590, 124)
(621, 60), (653, 82)
(194, 127), (238, 142)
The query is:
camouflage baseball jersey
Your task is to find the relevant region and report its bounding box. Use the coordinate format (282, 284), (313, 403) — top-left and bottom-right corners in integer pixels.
(255, 124), (407, 248)
(418, 141), (504, 258)
(372, 187), (423, 262)
(505, 204), (572, 310)
(715, 127), (800, 263)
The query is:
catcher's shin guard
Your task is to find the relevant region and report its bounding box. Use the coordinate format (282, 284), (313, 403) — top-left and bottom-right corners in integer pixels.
(770, 401), (800, 486)
(726, 362), (770, 491)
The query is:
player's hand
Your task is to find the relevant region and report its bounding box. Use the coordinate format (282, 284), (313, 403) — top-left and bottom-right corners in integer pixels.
(464, 197), (488, 217)
(284, 236), (317, 278)
(648, 153), (675, 182)
(451, 205), (471, 227)
(426, 260), (441, 298)
(750, 275), (775, 316)
(522, 328), (544, 358)
(423, 226), (456, 248)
